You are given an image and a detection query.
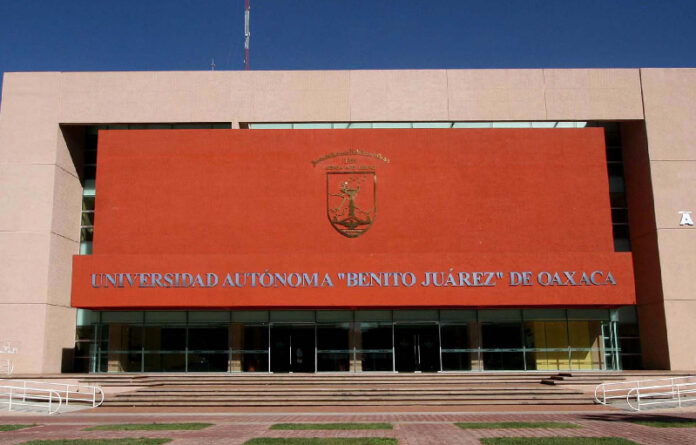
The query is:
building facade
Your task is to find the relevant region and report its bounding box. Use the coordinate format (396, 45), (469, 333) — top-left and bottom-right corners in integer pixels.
(0, 68), (695, 374)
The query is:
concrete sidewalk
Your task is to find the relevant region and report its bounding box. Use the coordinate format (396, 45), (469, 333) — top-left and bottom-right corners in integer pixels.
(1, 406), (696, 445)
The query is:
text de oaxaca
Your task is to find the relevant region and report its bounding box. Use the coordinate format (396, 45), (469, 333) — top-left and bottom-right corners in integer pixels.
(90, 270), (617, 289)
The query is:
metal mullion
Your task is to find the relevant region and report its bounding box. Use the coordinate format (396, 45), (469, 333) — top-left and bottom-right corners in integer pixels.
(437, 321), (443, 373)
(476, 311), (482, 372)
(521, 312), (527, 371)
(352, 319), (357, 373)
(391, 319), (396, 373)
(140, 324), (144, 373)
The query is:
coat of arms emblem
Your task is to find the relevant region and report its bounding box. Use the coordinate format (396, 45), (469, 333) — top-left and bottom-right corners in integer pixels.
(326, 172), (376, 238)
(312, 148), (389, 239)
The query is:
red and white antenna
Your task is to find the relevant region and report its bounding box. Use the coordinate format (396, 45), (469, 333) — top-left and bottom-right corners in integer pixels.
(244, 0), (250, 70)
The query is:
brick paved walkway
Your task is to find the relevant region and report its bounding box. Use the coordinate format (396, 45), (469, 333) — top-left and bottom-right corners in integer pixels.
(2, 408), (696, 444)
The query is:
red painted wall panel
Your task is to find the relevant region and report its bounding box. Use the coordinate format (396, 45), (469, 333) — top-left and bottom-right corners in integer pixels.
(71, 128), (635, 309)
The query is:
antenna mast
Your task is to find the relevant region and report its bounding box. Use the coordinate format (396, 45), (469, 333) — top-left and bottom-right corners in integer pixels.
(244, 0), (250, 70)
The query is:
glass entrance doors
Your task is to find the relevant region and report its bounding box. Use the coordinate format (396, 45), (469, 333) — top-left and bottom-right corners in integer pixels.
(270, 325), (315, 373)
(394, 324), (439, 372)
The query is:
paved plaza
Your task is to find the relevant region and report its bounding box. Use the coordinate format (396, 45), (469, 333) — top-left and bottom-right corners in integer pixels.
(2, 406), (696, 445)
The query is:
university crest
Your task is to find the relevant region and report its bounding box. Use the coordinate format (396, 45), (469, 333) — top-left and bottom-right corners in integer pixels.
(312, 148), (390, 239)
(327, 172), (376, 238)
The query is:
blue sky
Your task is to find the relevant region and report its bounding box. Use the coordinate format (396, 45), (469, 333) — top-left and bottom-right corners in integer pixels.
(1, 0), (695, 99)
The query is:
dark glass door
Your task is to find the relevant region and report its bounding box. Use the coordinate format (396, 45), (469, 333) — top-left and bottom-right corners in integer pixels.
(270, 325), (315, 373)
(394, 324), (439, 372)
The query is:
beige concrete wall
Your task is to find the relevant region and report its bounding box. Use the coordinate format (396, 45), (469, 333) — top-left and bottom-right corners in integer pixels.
(640, 68), (696, 370)
(1, 67), (692, 373)
(48, 69), (646, 126)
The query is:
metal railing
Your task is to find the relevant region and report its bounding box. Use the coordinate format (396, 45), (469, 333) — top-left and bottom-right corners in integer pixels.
(0, 359), (13, 376)
(595, 376), (696, 411)
(0, 384), (62, 415)
(0, 379), (104, 408)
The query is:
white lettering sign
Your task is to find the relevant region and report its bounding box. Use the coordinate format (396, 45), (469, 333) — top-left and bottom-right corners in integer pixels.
(679, 211), (694, 226)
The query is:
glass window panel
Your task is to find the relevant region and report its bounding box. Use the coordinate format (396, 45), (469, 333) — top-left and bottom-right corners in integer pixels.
(76, 309), (99, 326)
(617, 323), (640, 337)
(610, 193), (627, 208)
(372, 122), (411, 128)
(188, 327), (228, 351)
(83, 180), (96, 196)
(531, 122), (556, 128)
(614, 238), (631, 252)
(102, 311), (143, 323)
(523, 309), (566, 320)
(619, 338), (641, 353)
(75, 325), (95, 341)
(79, 241), (93, 255)
(317, 323), (350, 350)
(102, 324), (142, 372)
(359, 322), (392, 350)
(82, 196), (95, 211)
(188, 311), (230, 323)
(482, 323), (522, 348)
(613, 306), (638, 323)
(606, 148), (623, 162)
(81, 212), (94, 226)
(357, 352), (392, 371)
(569, 320), (604, 370)
(393, 310), (438, 321)
(80, 227), (94, 242)
(355, 311), (391, 322)
(270, 311), (314, 322)
(620, 355), (642, 370)
(609, 176), (625, 193)
(479, 309), (522, 322)
(230, 323), (268, 372)
(84, 165), (96, 180)
(84, 150), (98, 165)
(440, 324), (476, 349)
(439, 310), (476, 322)
(188, 353), (228, 372)
(144, 352), (186, 372)
(452, 122), (491, 128)
(318, 352), (351, 372)
(347, 122), (372, 129)
(145, 311), (186, 324)
(249, 123), (292, 129)
(144, 327), (186, 351)
(482, 351), (524, 370)
(412, 122), (451, 128)
(567, 309), (609, 320)
(332, 122), (350, 129)
(611, 208), (629, 223)
(492, 122), (531, 128)
(524, 321), (569, 370)
(105, 351), (142, 372)
(231, 311), (268, 322)
(442, 352), (473, 371)
(316, 311), (352, 322)
(293, 123), (332, 129)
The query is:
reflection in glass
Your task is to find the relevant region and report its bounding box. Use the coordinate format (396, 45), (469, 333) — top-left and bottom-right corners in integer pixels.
(441, 324), (476, 371)
(357, 322), (393, 371)
(231, 323), (268, 372)
(481, 323), (524, 370)
(317, 323), (351, 372)
(188, 327), (228, 372)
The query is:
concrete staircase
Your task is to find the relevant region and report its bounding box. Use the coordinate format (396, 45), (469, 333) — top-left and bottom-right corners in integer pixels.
(74, 371), (693, 408)
(76, 373), (593, 407)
